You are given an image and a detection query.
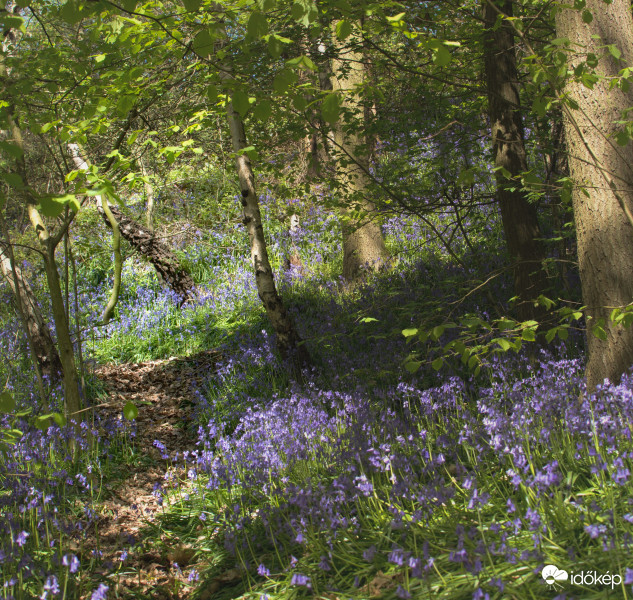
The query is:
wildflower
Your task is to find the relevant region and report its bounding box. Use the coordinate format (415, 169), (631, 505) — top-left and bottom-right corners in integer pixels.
(396, 585), (411, 599)
(257, 563), (270, 577)
(90, 584), (109, 600)
(41, 575), (59, 598)
(15, 531), (29, 547)
(290, 573), (310, 587)
(363, 545), (377, 562)
(63, 554), (80, 573)
(318, 556), (331, 571)
(188, 569), (199, 582)
(624, 568), (633, 585)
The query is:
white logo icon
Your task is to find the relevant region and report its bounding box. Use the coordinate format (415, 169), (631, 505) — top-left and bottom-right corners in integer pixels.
(542, 565), (569, 588)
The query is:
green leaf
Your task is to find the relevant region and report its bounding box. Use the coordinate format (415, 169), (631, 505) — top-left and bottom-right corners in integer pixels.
(232, 91), (250, 117)
(290, 1), (305, 21)
(431, 357), (443, 371)
(120, 0), (138, 10)
(558, 327), (569, 340)
(402, 328), (418, 338)
(252, 100), (272, 120)
(522, 328), (536, 342)
(60, 0), (83, 24)
(247, 11), (268, 39)
(495, 338), (511, 351)
(267, 35), (283, 59)
(0, 14), (25, 32)
(431, 325), (445, 340)
(34, 415), (52, 430)
(193, 29), (214, 58)
(545, 327), (557, 343)
(360, 317), (378, 323)
(433, 46), (451, 67)
(0, 391), (15, 414)
(404, 360), (422, 374)
(0, 172), (23, 189)
(123, 401), (138, 420)
(608, 44), (622, 60)
(292, 95), (307, 111)
(273, 70), (297, 93)
(53, 413), (67, 427)
(335, 20), (352, 40)
(0, 141), (23, 159)
(616, 131), (629, 146)
(496, 318), (516, 331)
(39, 196), (68, 217)
(386, 12), (406, 23)
(116, 95), (136, 117)
(206, 84), (218, 102)
(592, 324), (607, 341)
(581, 9), (593, 23)
(286, 55), (317, 71)
(321, 93), (340, 124)
(183, 0), (202, 10)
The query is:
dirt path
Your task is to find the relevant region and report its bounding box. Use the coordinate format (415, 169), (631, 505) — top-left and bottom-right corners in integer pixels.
(86, 350), (220, 599)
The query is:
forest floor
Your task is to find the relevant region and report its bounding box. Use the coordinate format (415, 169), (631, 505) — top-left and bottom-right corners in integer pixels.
(86, 350), (224, 599)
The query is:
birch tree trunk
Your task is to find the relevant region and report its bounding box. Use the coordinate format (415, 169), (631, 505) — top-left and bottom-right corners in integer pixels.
(221, 73), (310, 373)
(329, 29), (389, 280)
(556, 0), (633, 390)
(483, 0), (548, 323)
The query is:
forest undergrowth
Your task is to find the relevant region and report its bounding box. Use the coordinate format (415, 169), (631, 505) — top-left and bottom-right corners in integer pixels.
(1, 198), (632, 600)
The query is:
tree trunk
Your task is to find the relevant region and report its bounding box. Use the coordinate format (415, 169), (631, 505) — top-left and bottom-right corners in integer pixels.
(98, 204), (195, 306)
(140, 157), (155, 232)
(222, 77), (310, 373)
(483, 0), (548, 322)
(0, 240), (62, 381)
(329, 28), (389, 280)
(556, 0), (633, 390)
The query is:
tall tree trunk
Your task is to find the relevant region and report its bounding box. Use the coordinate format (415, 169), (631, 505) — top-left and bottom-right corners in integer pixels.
(329, 27), (389, 280)
(221, 74), (310, 373)
(556, 0), (633, 390)
(483, 0), (548, 322)
(0, 241), (62, 380)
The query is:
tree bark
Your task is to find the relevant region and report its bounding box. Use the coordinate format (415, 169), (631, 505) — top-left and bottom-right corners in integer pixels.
(483, 0), (548, 322)
(99, 205), (195, 306)
(222, 74), (310, 373)
(329, 28), (389, 280)
(0, 240), (62, 381)
(556, 0), (633, 390)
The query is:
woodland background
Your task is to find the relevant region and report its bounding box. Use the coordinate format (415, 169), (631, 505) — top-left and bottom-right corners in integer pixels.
(1, 0), (633, 598)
